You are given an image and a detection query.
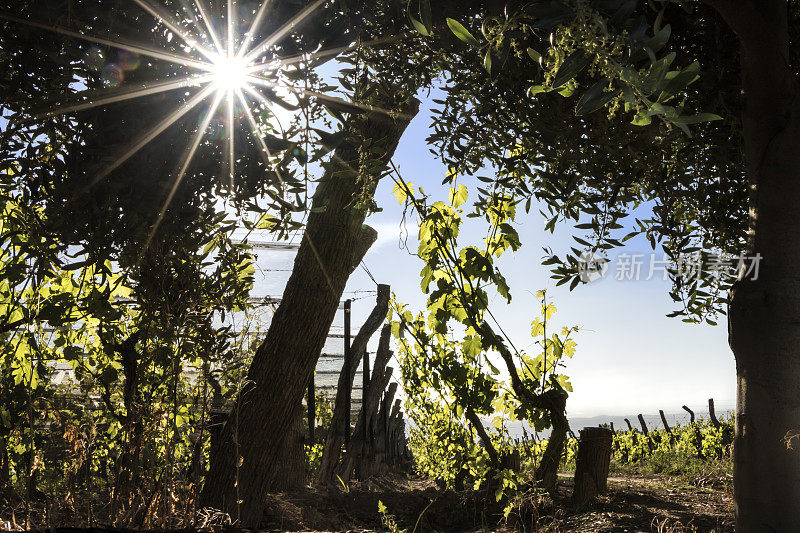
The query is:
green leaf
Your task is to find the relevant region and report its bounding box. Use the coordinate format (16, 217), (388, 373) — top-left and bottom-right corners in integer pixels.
(483, 50), (493, 75)
(420, 0), (433, 33)
(643, 24), (671, 54)
(446, 18), (480, 46)
(527, 85), (551, 97)
(449, 184), (469, 208)
(409, 12), (431, 36)
(526, 48), (542, 63)
(392, 182), (411, 204)
(575, 80), (620, 115)
(631, 111), (652, 126)
(552, 51), (591, 88)
(659, 61), (700, 101)
(669, 113), (723, 125)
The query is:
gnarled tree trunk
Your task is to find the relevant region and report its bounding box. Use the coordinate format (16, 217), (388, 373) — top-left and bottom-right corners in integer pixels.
(199, 95), (419, 526)
(534, 391), (568, 494)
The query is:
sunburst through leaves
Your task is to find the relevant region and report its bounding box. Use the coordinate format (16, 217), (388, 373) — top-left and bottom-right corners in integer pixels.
(1, 0), (345, 236)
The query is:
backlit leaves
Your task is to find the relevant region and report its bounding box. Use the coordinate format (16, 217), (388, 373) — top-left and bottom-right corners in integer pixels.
(446, 18), (480, 46)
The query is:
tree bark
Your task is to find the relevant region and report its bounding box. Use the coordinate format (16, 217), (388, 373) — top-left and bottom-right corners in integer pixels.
(317, 284), (390, 483)
(534, 391), (568, 494)
(270, 401), (306, 492)
(199, 95), (420, 526)
(706, 1), (800, 529)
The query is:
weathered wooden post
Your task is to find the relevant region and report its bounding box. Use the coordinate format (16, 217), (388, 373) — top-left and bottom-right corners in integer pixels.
(362, 348), (370, 442)
(376, 382), (398, 470)
(659, 409), (674, 444)
(638, 414), (654, 451)
(637, 414), (649, 436)
(343, 299), (352, 449)
(682, 405), (695, 423)
(624, 418), (633, 432)
(572, 427), (613, 505)
(308, 377), (316, 443)
(339, 325), (394, 481)
(708, 398), (721, 428)
(318, 288), (389, 484)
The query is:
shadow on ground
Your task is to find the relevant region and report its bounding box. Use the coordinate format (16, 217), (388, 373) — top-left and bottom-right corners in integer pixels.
(262, 473), (734, 532)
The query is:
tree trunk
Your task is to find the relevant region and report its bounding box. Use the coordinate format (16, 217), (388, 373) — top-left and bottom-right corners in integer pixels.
(270, 401), (306, 492)
(572, 427), (613, 505)
(199, 95), (419, 526)
(534, 391), (568, 494)
(707, 1), (800, 529)
(318, 284), (390, 484)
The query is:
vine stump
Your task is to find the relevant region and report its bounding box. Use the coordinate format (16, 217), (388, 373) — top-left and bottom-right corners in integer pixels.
(572, 427), (613, 505)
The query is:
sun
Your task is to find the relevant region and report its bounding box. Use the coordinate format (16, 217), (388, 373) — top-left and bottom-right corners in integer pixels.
(4, 0), (382, 248)
(213, 55), (249, 93)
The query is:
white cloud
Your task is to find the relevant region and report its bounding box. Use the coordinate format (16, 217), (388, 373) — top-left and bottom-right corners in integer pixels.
(366, 219), (419, 251)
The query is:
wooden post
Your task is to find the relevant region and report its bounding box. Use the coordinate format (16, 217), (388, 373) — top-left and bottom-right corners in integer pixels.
(708, 398), (721, 428)
(609, 422), (615, 434)
(308, 377), (316, 443)
(339, 326), (395, 481)
(362, 349), (370, 442)
(659, 410), (671, 433)
(317, 288), (389, 484)
(659, 409), (674, 444)
(638, 414), (654, 451)
(637, 414), (649, 436)
(343, 299), (352, 449)
(376, 382), (398, 471)
(390, 399), (402, 463)
(572, 427), (613, 505)
(624, 418), (633, 432)
(682, 405), (695, 424)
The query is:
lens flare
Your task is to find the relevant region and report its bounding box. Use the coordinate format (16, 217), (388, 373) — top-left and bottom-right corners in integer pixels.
(2, 0), (399, 239)
(213, 55), (248, 92)
(1, 0), (410, 278)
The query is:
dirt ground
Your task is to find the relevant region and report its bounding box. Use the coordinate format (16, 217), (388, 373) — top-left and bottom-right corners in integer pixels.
(261, 472), (734, 532)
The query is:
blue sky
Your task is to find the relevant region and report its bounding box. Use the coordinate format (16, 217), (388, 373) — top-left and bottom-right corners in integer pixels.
(334, 88), (736, 418)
